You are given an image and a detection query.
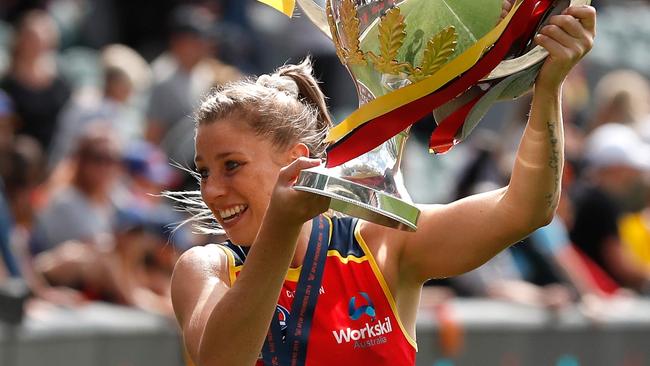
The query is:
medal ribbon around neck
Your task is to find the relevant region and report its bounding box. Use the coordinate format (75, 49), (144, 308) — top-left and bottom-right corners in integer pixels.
(262, 214), (332, 366)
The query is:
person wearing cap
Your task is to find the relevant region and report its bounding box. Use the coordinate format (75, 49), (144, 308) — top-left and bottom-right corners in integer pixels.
(121, 140), (194, 252)
(569, 123), (650, 293)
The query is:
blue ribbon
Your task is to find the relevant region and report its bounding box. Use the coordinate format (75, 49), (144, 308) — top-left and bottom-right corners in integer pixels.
(262, 215), (330, 366)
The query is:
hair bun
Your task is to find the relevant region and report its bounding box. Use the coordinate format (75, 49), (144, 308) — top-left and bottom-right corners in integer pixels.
(256, 74), (299, 98)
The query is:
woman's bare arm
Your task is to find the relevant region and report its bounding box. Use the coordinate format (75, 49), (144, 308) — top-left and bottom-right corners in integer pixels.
(172, 158), (329, 366)
(390, 5), (597, 283)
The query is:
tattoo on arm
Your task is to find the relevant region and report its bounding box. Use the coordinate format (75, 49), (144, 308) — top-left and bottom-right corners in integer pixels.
(546, 121), (561, 208)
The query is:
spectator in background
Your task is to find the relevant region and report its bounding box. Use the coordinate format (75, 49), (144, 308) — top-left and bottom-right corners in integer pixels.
(570, 123), (650, 293)
(122, 140), (175, 199)
(0, 9), (71, 153)
(31, 207), (174, 316)
(49, 43), (151, 168)
(3, 136), (47, 231)
(30, 124), (122, 255)
(145, 5), (242, 180)
(145, 4), (241, 148)
(120, 140), (195, 252)
(589, 69), (650, 133)
(0, 90), (86, 306)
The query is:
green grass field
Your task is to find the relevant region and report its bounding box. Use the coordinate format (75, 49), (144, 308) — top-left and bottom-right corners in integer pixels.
(351, 0), (502, 98)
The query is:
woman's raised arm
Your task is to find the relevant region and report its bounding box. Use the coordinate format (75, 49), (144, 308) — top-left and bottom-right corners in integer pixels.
(391, 5), (597, 283)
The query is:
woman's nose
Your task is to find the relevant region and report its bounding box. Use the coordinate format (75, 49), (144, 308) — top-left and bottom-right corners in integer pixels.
(202, 176), (228, 201)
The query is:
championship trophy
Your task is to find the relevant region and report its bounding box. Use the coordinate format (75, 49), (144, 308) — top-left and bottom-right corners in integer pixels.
(258, 0), (589, 230)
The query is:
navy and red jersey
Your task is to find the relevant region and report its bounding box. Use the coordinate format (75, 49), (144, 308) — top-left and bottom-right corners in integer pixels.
(220, 215), (417, 366)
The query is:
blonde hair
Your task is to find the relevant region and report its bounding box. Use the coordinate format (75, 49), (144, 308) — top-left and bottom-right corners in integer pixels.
(166, 57), (332, 235)
(195, 57), (332, 158)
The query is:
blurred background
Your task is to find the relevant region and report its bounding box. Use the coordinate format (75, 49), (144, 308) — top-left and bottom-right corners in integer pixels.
(1, 0), (650, 365)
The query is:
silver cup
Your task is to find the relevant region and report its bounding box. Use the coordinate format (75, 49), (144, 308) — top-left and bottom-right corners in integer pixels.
(294, 0), (590, 231)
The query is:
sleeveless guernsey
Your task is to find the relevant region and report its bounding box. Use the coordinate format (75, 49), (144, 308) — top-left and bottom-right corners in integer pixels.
(220, 215), (417, 366)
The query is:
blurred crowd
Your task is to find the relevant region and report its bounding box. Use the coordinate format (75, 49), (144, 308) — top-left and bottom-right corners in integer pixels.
(0, 0), (649, 328)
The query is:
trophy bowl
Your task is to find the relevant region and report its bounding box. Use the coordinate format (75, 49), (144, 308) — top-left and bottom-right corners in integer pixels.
(291, 0), (590, 230)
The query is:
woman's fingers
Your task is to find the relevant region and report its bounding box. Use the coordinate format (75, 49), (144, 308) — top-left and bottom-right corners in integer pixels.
(269, 157), (329, 225)
(536, 5), (596, 62)
(278, 157), (322, 184)
(564, 5), (597, 35)
(547, 8), (595, 50)
(539, 24), (584, 54)
(535, 33), (571, 59)
(548, 13), (587, 40)
(533, 6), (596, 91)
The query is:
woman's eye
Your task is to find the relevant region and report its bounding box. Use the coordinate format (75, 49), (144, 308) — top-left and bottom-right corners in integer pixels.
(196, 168), (209, 180)
(225, 160), (241, 172)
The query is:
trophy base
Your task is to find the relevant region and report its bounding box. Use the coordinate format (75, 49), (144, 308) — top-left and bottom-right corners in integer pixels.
(294, 169), (420, 231)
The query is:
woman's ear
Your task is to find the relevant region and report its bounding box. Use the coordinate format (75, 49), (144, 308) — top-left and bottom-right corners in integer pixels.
(288, 143), (310, 161)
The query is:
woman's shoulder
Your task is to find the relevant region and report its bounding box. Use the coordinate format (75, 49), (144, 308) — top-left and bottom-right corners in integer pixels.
(170, 243), (232, 333)
(172, 243), (231, 285)
(354, 219), (407, 262)
(355, 216), (405, 241)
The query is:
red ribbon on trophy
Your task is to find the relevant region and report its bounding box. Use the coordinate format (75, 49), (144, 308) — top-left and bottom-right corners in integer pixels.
(324, 0), (554, 167)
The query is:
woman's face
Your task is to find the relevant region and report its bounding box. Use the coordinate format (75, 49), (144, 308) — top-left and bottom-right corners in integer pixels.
(195, 118), (292, 245)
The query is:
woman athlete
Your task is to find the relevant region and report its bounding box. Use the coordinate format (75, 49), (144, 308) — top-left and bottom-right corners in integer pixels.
(171, 5), (596, 366)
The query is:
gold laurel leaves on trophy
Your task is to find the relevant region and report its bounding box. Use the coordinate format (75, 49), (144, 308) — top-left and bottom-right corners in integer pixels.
(365, 7), (410, 75)
(329, 2), (458, 83)
(326, 1), (347, 65)
(406, 26), (458, 83)
(339, 0), (366, 65)
(327, 0), (366, 66)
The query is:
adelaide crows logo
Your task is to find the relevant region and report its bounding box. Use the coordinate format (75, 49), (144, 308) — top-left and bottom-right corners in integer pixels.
(348, 292), (376, 321)
(275, 304), (290, 339)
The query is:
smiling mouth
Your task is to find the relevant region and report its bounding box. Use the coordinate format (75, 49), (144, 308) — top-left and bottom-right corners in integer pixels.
(219, 204), (248, 223)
